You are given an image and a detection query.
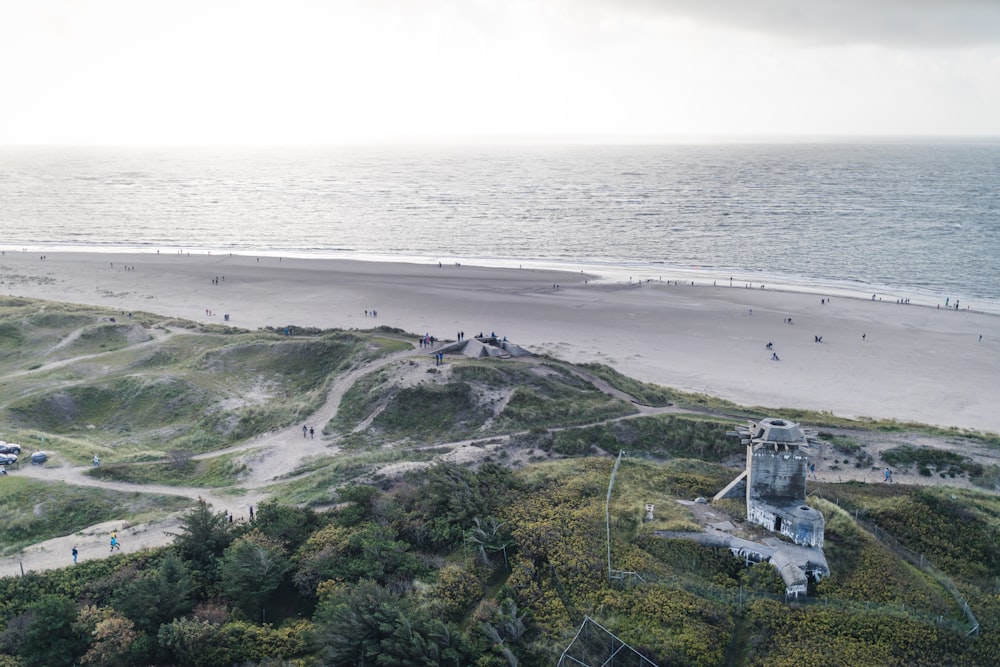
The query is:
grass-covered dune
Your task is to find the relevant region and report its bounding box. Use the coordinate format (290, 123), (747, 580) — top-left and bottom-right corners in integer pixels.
(0, 299), (408, 463)
(2, 296), (1000, 665)
(0, 476), (191, 556)
(331, 358), (639, 445)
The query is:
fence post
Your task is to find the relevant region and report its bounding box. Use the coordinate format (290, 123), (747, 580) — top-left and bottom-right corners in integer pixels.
(606, 450), (625, 583)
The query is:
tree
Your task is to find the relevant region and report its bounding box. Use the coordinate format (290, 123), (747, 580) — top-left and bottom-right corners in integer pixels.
(433, 565), (484, 621)
(219, 531), (290, 620)
(112, 552), (195, 634)
(293, 522), (426, 596)
(467, 516), (514, 571)
(479, 598), (527, 667)
(313, 580), (472, 666)
(75, 605), (137, 667)
(14, 594), (86, 667)
(157, 617), (219, 667)
(253, 498), (321, 549)
(335, 484), (379, 527)
(175, 498), (233, 579)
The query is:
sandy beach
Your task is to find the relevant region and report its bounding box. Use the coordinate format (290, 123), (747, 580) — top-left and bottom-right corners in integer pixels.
(2, 249), (998, 434)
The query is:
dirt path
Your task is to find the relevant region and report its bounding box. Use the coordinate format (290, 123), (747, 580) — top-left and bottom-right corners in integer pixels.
(7, 322), (182, 379)
(3, 341), (997, 578)
(1, 343), (424, 577)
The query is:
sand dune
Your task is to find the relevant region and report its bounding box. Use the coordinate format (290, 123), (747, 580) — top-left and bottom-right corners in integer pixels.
(2, 250), (997, 433)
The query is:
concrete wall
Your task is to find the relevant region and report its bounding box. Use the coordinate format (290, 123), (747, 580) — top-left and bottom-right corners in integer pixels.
(747, 502), (825, 548)
(748, 446), (808, 503)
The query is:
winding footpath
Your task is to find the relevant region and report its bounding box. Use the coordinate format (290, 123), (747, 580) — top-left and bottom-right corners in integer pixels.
(3, 340), (994, 577)
(1, 343), (423, 576)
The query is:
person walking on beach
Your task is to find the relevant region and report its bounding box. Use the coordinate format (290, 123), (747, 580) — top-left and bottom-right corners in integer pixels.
(110, 532), (120, 552)
(884, 467), (893, 483)
(302, 425), (308, 438)
(72, 546), (78, 563)
(93, 454), (100, 467)
(309, 426), (314, 439)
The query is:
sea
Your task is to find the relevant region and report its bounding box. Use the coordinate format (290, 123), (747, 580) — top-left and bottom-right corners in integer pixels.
(2, 141), (999, 311)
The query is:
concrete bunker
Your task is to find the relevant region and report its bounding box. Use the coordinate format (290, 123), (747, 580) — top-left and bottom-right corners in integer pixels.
(717, 417), (825, 549)
(656, 417), (830, 596)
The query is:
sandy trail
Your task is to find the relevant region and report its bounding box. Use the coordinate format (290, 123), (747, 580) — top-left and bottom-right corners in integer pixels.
(0, 343), (424, 577)
(2, 250), (999, 577)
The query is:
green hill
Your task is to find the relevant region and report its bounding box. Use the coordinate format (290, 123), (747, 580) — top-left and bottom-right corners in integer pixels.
(0, 297), (997, 666)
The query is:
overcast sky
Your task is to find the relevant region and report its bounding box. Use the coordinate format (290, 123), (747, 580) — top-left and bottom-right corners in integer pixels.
(3, 0), (998, 144)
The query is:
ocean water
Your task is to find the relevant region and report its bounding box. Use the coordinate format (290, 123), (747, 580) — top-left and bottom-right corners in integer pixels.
(2, 141), (998, 309)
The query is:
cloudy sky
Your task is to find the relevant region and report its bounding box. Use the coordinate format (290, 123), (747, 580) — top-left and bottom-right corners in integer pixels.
(3, 0), (999, 144)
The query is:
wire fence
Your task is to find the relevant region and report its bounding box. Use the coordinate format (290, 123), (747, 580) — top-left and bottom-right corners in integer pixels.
(558, 615), (659, 667)
(817, 494), (981, 637)
(606, 450), (645, 586)
(602, 452), (981, 637)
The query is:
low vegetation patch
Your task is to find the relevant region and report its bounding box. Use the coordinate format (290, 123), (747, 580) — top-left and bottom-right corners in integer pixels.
(265, 447), (453, 506)
(575, 362), (677, 406)
(548, 414), (741, 460)
(87, 451), (250, 488)
(0, 477), (192, 554)
(815, 431), (863, 453)
(881, 444), (974, 479)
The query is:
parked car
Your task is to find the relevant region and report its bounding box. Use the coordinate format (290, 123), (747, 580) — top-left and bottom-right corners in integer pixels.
(0, 453), (17, 466)
(0, 443), (22, 455)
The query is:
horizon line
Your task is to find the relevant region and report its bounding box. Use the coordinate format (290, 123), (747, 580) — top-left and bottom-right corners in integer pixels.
(3, 133), (1000, 149)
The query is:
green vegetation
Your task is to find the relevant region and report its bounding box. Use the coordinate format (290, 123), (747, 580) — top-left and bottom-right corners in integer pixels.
(1, 458), (998, 665)
(546, 413), (741, 459)
(881, 444), (982, 481)
(371, 381), (492, 439)
(815, 430), (864, 453)
(1, 297), (998, 665)
(0, 299), (408, 463)
(87, 450), (249, 488)
(266, 447), (453, 506)
(575, 362), (677, 406)
(0, 477), (192, 555)
(332, 359), (638, 445)
(813, 498), (957, 614)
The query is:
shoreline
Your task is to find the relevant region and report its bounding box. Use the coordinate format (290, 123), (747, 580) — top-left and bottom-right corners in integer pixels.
(4, 244), (998, 316)
(2, 249), (998, 434)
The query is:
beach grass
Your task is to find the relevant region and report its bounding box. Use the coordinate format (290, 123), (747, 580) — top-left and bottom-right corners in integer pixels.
(86, 449), (252, 488)
(331, 358), (639, 445)
(574, 361), (679, 406)
(265, 446), (453, 506)
(0, 476), (192, 555)
(547, 413), (742, 460)
(0, 303), (407, 462)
